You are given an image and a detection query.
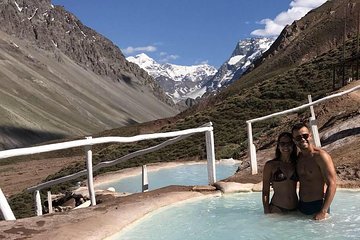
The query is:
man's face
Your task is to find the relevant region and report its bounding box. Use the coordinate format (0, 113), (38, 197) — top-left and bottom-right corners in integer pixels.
(292, 126), (311, 150)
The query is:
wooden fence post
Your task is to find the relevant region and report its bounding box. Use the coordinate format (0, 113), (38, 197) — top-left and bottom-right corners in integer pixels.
(205, 122), (216, 185)
(85, 136), (96, 206)
(0, 188), (16, 220)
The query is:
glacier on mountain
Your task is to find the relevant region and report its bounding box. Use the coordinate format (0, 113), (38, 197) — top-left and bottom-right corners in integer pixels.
(126, 53), (217, 103)
(205, 37), (274, 92)
(126, 37), (274, 104)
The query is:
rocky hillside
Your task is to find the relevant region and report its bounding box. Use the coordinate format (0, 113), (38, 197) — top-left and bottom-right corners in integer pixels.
(234, 0), (360, 92)
(0, 0), (178, 149)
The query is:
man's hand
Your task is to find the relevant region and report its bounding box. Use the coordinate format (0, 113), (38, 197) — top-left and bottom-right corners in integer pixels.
(313, 211), (329, 220)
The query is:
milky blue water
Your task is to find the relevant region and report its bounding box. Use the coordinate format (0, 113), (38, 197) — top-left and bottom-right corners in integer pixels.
(97, 163), (238, 193)
(114, 191), (360, 240)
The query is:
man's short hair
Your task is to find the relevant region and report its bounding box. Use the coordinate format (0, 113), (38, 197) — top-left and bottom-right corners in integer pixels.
(291, 122), (309, 133)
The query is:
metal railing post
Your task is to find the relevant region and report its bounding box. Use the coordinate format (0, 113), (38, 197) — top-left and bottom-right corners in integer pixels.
(34, 190), (43, 216)
(205, 122), (216, 184)
(308, 95), (321, 147)
(85, 136), (96, 206)
(47, 191), (53, 214)
(142, 165), (149, 192)
(247, 121), (258, 175)
(0, 188), (16, 220)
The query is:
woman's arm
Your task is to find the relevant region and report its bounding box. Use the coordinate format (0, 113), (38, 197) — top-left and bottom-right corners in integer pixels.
(262, 161), (272, 214)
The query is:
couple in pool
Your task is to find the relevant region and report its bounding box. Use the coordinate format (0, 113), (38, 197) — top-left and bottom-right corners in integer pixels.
(262, 122), (337, 220)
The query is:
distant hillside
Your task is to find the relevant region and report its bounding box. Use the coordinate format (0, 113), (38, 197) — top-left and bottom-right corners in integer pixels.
(0, 0), (178, 149)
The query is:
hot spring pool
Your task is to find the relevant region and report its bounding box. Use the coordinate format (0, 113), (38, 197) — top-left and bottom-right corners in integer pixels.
(97, 162), (238, 193)
(113, 190), (360, 240)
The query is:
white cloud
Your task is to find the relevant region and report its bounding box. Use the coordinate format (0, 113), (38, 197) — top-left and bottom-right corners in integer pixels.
(290, 0), (327, 8)
(251, 0), (327, 37)
(159, 54), (179, 63)
(122, 45), (157, 54)
(195, 60), (209, 65)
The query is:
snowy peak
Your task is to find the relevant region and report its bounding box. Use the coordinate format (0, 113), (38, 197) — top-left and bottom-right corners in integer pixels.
(126, 53), (157, 67)
(207, 37), (274, 91)
(126, 37), (274, 105)
(230, 37), (273, 65)
(127, 54), (217, 103)
(162, 63), (217, 82)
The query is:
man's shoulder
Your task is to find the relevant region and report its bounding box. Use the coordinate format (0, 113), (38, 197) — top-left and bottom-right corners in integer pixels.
(314, 147), (330, 157)
(314, 147), (333, 164)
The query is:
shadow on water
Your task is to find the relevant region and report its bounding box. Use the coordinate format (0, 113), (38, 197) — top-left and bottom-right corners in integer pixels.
(0, 125), (67, 150)
(321, 127), (360, 146)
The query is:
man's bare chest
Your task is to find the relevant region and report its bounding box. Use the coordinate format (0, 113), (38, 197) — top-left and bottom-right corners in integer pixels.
(297, 157), (322, 180)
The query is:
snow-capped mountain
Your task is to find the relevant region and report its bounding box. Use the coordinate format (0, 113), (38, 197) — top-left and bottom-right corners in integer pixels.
(127, 38), (274, 105)
(126, 53), (217, 103)
(205, 37), (275, 91)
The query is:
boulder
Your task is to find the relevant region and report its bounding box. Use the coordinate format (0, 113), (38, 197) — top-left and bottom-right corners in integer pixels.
(252, 182), (263, 192)
(214, 182), (254, 193)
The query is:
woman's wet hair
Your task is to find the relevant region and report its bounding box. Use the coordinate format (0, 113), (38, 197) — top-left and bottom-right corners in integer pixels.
(275, 132), (298, 163)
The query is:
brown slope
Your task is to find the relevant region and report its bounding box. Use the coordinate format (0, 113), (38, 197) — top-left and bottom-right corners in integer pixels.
(0, 0), (171, 104)
(0, 1), (178, 149)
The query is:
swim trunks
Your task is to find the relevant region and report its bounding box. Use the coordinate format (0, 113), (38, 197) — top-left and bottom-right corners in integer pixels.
(298, 199), (330, 215)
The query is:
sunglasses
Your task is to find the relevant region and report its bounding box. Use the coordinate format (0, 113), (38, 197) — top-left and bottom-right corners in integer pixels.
(294, 133), (310, 142)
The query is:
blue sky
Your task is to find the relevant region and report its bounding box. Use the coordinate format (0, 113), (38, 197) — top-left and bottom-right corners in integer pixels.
(52, 0), (326, 68)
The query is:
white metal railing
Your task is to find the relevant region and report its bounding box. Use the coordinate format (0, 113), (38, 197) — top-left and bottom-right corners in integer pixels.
(0, 122), (216, 220)
(247, 84), (360, 174)
(0, 188), (16, 220)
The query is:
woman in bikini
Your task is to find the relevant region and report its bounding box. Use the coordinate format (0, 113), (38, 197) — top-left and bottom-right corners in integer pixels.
(262, 132), (298, 213)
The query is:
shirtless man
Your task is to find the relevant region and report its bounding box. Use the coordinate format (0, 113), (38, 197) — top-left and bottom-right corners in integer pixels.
(291, 123), (337, 220)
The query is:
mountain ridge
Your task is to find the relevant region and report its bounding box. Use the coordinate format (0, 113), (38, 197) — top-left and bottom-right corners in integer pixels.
(206, 37), (274, 92)
(127, 37), (274, 105)
(0, 0), (178, 149)
(127, 53), (217, 103)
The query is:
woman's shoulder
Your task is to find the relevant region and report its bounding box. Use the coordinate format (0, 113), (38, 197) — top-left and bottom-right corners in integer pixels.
(264, 159), (279, 166)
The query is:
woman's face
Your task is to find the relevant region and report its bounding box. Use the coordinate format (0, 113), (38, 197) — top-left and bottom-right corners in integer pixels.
(278, 135), (293, 154)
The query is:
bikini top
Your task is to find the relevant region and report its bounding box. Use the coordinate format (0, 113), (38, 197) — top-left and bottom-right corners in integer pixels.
(272, 167), (298, 182)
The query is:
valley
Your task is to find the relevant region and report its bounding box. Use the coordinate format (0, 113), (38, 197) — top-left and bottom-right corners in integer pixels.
(0, 0), (359, 224)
